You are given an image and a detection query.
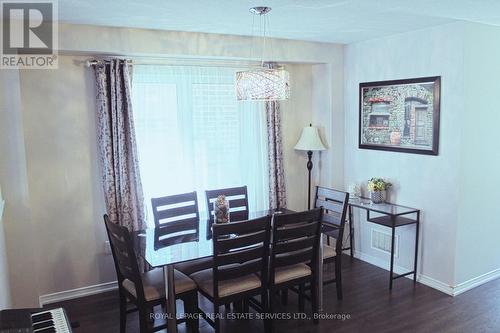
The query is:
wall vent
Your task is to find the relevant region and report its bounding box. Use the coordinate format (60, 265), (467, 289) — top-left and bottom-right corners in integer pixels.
(371, 228), (399, 257)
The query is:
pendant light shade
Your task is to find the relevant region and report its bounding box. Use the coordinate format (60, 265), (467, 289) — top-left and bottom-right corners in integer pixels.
(236, 68), (290, 101)
(236, 6), (290, 101)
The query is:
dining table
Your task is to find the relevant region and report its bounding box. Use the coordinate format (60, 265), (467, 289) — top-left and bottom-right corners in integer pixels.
(132, 208), (326, 333)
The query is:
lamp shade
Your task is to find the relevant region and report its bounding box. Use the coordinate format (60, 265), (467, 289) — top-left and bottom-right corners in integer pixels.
(294, 125), (327, 151)
(235, 68), (290, 101)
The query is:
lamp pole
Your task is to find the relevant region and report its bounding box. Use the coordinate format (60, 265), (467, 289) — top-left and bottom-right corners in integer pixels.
(307, 150), (313, 210)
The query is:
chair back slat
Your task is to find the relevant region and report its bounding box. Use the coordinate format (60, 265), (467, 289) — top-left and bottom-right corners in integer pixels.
(274, 209), (320, 226)
(156, 218), (199, 235)
(275, 222), (318, 241)
(205, 186), (249, 222)
(151, 192), (200, 246)
(212, 216), (271, 298)
(216, 246), (265, 267)
(225, 210), (249, 223)
(274, 249), (314, 267)
(315, 198), (344, 214)
(156, 205), (197, 220)
(317, 187), (347, 203)
(104, 215), (144, 299)
(216, 229), (267, 252)
(217, 260), (262, 280)
(273, 235), (316, 254)
(154, 231), (199, 248)
(315, 186), (349, 253)
(271, 209), (323, 280)
(228, 198), (247, 209)
(213, 217), (264, 235)
(321, 212), (342, 225)
(152, 191), (199, 226)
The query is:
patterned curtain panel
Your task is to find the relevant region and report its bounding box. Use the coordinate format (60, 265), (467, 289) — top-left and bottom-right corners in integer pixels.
(93, 59), (146, 232)
(266, 101), (287, 209)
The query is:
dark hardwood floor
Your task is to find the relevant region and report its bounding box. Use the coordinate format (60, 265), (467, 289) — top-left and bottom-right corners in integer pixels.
(47, 256), (500, 333)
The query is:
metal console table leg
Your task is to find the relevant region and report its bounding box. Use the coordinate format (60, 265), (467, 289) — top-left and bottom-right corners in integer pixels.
(349, 205), (354, 260)
(389, 222), (396, 290)
(413, 211), (420, 283)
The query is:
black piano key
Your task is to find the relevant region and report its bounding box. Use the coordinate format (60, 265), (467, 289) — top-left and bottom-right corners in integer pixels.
(33, 319), (54, 330)
(30, 308), (71, 333)
(32, 312), (53, 322)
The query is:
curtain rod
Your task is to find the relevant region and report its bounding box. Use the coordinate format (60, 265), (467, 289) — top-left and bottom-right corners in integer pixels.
(84, 57), (276, 68)
(85, 59), (132, 67)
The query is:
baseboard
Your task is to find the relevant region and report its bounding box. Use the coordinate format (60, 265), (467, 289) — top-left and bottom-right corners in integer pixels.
(352, 250), (455, 295)
(352, 250), (500, 296)
(38, 254), (500, 306)
(452, 267), (500, 296)
(39, 281), (118, 306)
(352, 250), (413, 277)
(415, 272), (454, 296)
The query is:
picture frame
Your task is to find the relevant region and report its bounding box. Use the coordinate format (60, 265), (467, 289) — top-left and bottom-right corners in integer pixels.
(359, 76), (441, 155)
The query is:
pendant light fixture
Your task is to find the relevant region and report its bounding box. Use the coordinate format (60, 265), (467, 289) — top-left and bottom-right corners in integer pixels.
(235, 6), (290, 101)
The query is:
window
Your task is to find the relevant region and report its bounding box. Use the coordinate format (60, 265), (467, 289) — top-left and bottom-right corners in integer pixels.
(132, 65), (269, 225)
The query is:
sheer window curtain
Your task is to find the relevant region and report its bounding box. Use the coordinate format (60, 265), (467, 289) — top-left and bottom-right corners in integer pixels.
(131, 65), (269, 225)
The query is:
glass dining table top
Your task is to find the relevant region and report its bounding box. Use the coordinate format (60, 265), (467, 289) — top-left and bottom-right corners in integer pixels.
(348, 196), (419, 216)
(133, 208), (294, 268)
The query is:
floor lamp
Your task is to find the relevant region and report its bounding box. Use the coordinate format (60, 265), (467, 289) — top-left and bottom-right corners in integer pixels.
(294, 124), (327, 210)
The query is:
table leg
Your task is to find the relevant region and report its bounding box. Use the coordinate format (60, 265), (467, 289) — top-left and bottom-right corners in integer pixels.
(164, 264), (177, 333)
(348, 205), (354, 260)
(413, 211), (420, 283)
(318, 234), (323, 312)
(389, 225), (395, 290)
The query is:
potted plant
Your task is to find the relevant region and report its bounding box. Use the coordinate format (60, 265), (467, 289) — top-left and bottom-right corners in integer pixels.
(367, 178), (392, 204)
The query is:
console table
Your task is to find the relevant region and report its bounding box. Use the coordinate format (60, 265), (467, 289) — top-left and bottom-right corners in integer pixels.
(346, 197), (420, 289)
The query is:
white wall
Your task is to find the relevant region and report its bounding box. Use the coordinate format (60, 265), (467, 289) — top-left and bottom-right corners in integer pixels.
(58, 24), (341, 64)
(18, 56), (114, 297)
(344, 23), (465, 286)
(0, 186), (11, 308)
(282, 64), (314, 211)
(454, 23), (500, 285)
(0, 24), (343, 305)
(0, 69), (39, 307)
(312, 63), (345, 191)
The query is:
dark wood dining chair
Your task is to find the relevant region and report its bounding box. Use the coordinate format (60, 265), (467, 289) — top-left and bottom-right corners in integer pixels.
(189, 216), (272, 333)
(269, 208), (323, 327)
(314, 186), (349, 299)
(205, 186), (249, 222)
(151, 191), (199, 230)
(104, 215), (199, 333)
(151, 192), (212, 276)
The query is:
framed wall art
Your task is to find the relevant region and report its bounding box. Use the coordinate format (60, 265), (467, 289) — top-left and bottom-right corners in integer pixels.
(359, 76), (441, 155)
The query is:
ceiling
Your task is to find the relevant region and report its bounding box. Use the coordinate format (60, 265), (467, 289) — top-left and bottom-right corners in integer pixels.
(59, 0), (500, 44)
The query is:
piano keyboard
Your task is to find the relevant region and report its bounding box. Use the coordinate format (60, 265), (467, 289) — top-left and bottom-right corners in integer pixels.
(31, 308), (72, 333)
